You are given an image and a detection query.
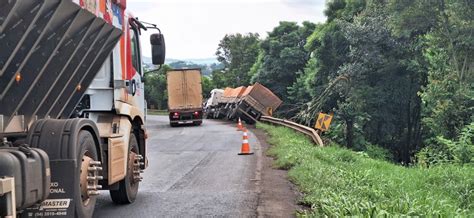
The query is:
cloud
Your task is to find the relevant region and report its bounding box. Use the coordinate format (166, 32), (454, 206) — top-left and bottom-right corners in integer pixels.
(128, 1), (326, 59)
(281, 0), (326, 7)
(280, 0), (326, 16)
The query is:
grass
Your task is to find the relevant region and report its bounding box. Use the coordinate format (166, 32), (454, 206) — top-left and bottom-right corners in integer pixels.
(147, 109), (168, 116)
(257, 123), (474, 217)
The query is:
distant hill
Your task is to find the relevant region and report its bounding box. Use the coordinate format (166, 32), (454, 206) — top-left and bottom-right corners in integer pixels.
(179, 58), (219, 65)
(167, 61), (223, 76)
(143, 57), (218, 65)
(142, 57), (223, 76)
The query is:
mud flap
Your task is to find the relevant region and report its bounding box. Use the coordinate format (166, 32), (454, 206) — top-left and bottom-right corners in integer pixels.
(22, 160), (76, 217)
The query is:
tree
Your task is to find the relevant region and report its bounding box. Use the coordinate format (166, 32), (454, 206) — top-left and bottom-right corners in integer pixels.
(144, 65), (170, 110)
(292, 0), (366, 139)
(214, 33), (260, 87)
(252, 21), (316, 102)
(325, 0), (366, 22)
(201, 76), (213, 98)
(210, 69), (227, 89)
(294, 2), (429, 163)
(419, 0), (474, 141)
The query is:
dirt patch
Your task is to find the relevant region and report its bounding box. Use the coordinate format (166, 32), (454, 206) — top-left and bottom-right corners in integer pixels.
(249, 126), (305, 217)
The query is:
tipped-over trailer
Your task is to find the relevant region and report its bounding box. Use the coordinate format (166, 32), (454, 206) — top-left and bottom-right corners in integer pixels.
(207, 83), (282, 124)
(0, 0), (166, 217)
(213, 86), (247, 120)
(230, 83), (282, 123)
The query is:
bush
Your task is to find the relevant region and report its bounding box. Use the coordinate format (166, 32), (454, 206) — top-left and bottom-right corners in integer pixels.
(417, 122), (474, 166)
(364, 143), (393, 161)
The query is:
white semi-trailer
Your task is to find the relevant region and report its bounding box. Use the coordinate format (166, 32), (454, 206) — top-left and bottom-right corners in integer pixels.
(203, 89), (224, 119)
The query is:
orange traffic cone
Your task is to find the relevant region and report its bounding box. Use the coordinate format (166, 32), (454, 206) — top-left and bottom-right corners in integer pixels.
(238, 128), (253, 155)
(236, 117), (244, 131)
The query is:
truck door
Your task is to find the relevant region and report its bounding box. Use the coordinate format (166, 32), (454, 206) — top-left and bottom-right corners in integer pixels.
(128, 23), (145, 111)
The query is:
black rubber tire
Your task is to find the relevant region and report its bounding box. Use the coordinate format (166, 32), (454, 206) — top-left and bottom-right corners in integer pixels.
(75, 130), (99, 218)
(110, 133), (140, 204)
(193, 121), (202, 126)
(170, 122), (178, 127)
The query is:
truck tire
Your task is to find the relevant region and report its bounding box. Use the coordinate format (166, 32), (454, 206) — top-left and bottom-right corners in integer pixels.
(27, 119), (103, 218)
(226, 110), (232, 120)
(110, 133), (140, 204)
(76, 130), (100, 217)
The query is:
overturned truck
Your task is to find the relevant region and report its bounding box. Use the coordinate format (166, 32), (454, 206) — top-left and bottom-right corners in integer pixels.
(205, 83), (282, 124)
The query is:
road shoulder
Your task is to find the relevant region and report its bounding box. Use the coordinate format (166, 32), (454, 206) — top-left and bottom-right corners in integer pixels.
(250, 127), (303, 218)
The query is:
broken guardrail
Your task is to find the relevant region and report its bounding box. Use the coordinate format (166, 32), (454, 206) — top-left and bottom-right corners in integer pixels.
(259, 116), (324, 147)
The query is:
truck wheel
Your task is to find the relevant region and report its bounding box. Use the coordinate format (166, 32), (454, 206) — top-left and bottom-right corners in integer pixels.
(110, 133), (140, 204)
(76, 130), (100, 218)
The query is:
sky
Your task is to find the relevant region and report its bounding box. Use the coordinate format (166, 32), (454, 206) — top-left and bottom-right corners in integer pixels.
(128, 0), (327, 60)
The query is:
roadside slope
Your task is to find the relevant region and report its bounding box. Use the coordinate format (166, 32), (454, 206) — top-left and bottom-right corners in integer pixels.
(257, 123), (474, 217)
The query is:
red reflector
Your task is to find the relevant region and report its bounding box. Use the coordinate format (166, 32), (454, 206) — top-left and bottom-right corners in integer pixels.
(194, 111), (199, 115)
(174, 112), (179, 116)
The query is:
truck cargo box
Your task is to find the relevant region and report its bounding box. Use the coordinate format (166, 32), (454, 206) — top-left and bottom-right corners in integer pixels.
(232, 86), (247, 99)
(241, 85), (253, 97)
(229, 82), (282, 124)
(220, 88), (234, 104)
(167, 69), (203, 126)
(244, 83), (282, 115)
(221, 86), (246, 103)
(167, 69), (203, 110)
(0, 147), (50, 213)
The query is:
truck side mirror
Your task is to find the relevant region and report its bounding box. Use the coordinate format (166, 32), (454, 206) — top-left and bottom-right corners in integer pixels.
(150, 33), (166, 65)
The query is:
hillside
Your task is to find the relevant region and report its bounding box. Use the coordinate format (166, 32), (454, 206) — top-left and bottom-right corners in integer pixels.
(142, 57), (223, 76)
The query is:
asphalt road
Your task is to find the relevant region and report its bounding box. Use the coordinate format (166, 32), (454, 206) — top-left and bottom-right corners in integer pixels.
(93, 115), (260, 217)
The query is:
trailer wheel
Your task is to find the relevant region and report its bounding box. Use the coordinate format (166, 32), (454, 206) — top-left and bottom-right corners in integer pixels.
(76, 130), (99, 217)
(110, 133), (140, 204)
(226, 110), (233, 120)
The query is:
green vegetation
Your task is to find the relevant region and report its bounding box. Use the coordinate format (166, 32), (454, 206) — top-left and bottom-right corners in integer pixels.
(147, 109), (168, 116)
(417, 122), (474, 166)
(144, 65), (169, 110)
(250, 21), (316, 102)
(207, 0), (473, 166)
(257, 123), (474, 216)
(213, 33), (260, 88)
